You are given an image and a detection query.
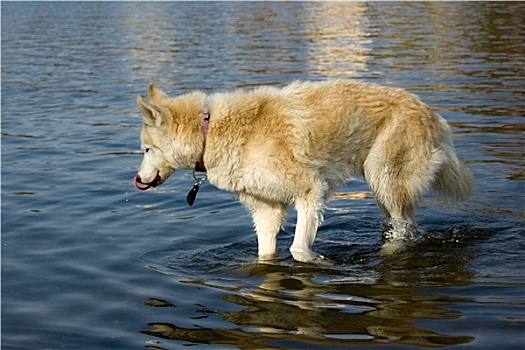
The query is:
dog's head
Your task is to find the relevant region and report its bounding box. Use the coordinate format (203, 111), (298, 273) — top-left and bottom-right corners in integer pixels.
(133, 84), (207, 190)
(133, 84), (175, 190)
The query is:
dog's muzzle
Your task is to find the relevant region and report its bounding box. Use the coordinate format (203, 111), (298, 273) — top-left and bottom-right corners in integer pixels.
(134, 173), (161, 191)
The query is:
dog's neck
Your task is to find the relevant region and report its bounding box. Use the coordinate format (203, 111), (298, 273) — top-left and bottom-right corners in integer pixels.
(195, 111), (210, 172)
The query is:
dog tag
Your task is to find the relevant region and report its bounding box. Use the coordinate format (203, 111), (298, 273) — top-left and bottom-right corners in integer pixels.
(186, 183), (200, 206)
(187, 170), (207, 206)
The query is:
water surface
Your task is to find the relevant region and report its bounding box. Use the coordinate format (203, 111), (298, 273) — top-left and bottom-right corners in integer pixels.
(2, 2), (524, 349)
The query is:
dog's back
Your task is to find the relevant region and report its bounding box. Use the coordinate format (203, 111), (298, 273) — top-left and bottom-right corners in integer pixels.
(207, 80), (473, 222)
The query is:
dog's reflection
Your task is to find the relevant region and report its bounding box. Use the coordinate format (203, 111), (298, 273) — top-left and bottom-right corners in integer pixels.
(142, 255), (475, 349)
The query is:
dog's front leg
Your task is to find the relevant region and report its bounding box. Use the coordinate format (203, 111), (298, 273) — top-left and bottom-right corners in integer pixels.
(239, 194), (287, 261)
(290, 197), (324, 263)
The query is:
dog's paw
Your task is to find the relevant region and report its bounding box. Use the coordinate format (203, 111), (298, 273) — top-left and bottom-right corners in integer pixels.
(382, 219), (423, 242)
(290, 248), (332, 265)
(380, 218), (429, 255)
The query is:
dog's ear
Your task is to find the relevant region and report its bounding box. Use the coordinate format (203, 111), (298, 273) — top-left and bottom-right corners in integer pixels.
(148, 84), (168, 104)
(137, 95), (166, 127)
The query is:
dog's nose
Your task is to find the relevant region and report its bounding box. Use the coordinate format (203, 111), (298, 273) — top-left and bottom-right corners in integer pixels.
(135, 175), (143, 184)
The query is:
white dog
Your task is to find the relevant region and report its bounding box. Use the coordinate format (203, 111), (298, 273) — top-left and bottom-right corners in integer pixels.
(133, 80), (473, 262)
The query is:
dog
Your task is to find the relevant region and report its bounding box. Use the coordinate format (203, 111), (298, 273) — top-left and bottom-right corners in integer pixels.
(133, 80), (473, 262)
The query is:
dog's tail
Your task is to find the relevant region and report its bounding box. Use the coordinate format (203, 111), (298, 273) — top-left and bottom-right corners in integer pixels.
(433, 143), (473, 202)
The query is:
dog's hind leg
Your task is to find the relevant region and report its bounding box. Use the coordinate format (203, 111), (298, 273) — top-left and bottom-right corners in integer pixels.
(239, 194), (287, 260)
(365, 149), (443, 234)
(364, 111), (444, 229)
(290, 190), (325, 263)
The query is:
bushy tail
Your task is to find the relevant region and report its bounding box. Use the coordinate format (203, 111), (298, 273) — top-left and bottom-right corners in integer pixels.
(433, 149), (473, 201)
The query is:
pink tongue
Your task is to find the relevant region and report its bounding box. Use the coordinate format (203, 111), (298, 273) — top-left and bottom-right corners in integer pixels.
(134, 176), (152, 191)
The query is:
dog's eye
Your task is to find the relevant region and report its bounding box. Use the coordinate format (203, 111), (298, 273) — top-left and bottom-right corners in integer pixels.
(144, 148), (150, 153)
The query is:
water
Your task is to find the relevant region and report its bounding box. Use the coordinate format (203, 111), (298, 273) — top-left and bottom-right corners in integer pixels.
(2, 2), (524, 349)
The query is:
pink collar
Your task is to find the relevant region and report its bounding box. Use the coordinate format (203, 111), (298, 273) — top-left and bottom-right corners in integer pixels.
(195, 112), (210, 172)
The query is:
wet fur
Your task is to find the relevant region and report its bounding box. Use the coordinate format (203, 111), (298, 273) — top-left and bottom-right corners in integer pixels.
(135, 79), (473, 262)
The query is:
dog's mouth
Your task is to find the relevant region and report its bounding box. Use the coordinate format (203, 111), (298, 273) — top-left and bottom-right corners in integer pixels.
(134, 172), (161, 191)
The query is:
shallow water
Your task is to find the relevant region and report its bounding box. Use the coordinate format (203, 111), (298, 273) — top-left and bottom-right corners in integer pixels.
(2, 2), (524, 349)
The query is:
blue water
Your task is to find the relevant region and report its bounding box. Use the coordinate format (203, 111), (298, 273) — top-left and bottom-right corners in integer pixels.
(2, 2), (524, 349)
